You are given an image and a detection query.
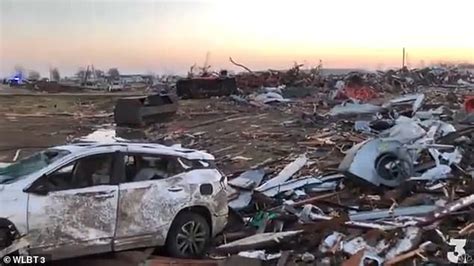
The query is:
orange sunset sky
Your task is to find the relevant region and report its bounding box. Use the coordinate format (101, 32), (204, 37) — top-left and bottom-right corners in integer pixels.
(0, 0), (473, 76)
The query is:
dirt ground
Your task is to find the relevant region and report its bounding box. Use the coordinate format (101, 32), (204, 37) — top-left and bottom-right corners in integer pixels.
(0, 94), (118, 161)
(164, 97), (347, 175)
(0, 92), (338, 265)
(0, 92), (348, 176)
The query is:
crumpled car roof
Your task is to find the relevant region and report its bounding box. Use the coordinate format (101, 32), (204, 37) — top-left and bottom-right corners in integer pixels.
(54, 142), (215, 160)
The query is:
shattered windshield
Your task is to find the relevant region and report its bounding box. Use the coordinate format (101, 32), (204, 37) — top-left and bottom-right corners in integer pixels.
(0, 149), (70, 184)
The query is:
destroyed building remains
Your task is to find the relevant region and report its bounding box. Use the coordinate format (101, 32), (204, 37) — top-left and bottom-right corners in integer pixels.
(0, 63), (474, 265)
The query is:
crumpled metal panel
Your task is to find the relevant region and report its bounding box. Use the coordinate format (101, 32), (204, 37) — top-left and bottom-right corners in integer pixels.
(380, 117), (426, 144)
(260, 177), (339, 197)
(228, 190), (252, 211)
(115, 176), (190, 244)
(254, 92), (291, 104)
(228, 169), (265, 190)
(328, 103), (384, 116)
(216, 230), (303, 254)
(409, 165), (452, 182)
(256, 154), (307, 191)
(349, 205), (437, 221)
(114, 93), (178, 126)
(176, 77), (237, 99)
(386, 93), (425, 114)
(25, 186), (119, 259)
(339, 139), (414, 187)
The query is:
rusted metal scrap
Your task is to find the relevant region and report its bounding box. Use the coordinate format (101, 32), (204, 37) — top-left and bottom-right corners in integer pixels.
(176, 76), (237, 99)
(349, 205), (437, 221)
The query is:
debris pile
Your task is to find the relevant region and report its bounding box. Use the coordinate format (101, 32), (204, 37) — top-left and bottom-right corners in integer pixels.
(116, 64), (473, 264)
(234, 62), (325, 93)
(2, 63), (473, 265)
(232, 63), (473, 100)
(212, 91), (474, 265)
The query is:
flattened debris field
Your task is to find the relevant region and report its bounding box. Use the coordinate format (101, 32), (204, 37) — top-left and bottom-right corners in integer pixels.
(0, 66), (474, 265)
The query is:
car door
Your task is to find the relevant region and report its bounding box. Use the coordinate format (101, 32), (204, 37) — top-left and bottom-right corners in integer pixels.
(25, 152), (121, 260)
(113, 153), (190, 251)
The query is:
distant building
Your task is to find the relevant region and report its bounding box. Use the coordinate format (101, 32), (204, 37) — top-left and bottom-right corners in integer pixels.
(119, 74), (153, 84)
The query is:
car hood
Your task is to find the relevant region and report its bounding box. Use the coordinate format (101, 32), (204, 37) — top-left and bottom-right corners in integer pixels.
(0, 184), (28, 235)
(0, 174), (13, 184)
(0, 183), (22, 199)
(0, 174), (30, 186)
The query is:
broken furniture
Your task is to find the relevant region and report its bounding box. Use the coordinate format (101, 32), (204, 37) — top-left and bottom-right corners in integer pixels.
(114, 93), (178, 126)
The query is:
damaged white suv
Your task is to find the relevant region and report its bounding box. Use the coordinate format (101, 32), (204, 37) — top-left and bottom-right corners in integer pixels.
(0, 142), (228, 260)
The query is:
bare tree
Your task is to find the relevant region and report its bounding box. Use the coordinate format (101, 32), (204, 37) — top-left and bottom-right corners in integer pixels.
(198, 52), (211, 77)
(107, 68), (120, 80)
(188, 64), (197, 78)
(94, 69), (105, 78)
(76, 68), (86, 80)
(229, 57), (253, 73)
(51, 68), (61, 81)
(28, 70), (41, 80)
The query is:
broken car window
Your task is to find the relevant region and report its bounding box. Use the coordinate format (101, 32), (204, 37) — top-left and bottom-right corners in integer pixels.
(177, 158), (215, 170)
(45, 153), (114, 191)
(0, 149), (70, 184)
(124, 154), (184, 182)
(73, 154), (114, 187)
(123, 155), (215, 183)
(45, 161), (75, 191)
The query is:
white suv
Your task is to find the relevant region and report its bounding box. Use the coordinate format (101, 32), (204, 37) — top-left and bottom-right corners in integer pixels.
(0, 142), (228, 260)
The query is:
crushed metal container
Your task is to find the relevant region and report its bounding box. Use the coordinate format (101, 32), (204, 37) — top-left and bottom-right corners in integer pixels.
(114, 93), (178, 126)
(338, 139), (414, 187)
(176, 77), (238, 99)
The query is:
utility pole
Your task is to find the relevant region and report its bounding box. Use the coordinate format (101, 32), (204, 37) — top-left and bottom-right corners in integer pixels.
(402, 48), (406, 69)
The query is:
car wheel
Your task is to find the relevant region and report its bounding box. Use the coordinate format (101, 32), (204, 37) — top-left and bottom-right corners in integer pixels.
(166, 212), (210, 258)
(0, 228), (11, 249)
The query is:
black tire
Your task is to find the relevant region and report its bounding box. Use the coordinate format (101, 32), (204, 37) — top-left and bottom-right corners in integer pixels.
(0, 228), (12, 266)
(0, 228), (10, 249)
(165, 212), (210, 259)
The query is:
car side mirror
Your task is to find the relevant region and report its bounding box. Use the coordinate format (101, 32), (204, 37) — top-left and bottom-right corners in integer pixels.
(30, 183), (49, 196)
(24, 175), (49, 196)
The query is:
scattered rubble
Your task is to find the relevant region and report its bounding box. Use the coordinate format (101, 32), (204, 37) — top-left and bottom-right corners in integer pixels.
(466, 96), (474, 113)
(1, 64), (473, 265)
(208, 65), (474, 265)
